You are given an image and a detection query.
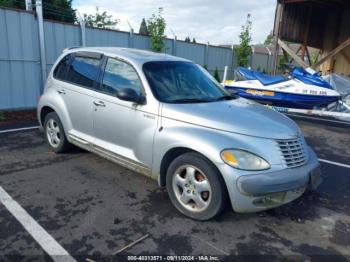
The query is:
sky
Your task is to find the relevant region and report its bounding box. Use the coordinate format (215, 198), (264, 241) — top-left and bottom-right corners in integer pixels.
(73, 0), (276, 46)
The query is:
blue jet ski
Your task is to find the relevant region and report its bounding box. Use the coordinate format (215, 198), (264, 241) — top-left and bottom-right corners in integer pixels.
(224, 66), (340, 109)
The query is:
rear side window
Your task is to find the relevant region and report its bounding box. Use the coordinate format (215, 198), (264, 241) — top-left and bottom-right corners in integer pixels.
(101, 58), (142, 96)
(66, 55), (101, 88)
(53, 54), (71, 81)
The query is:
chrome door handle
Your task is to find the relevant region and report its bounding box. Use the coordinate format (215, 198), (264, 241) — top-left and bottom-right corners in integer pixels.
(57, 89), (66, 94)
(93, 100), (106, 107)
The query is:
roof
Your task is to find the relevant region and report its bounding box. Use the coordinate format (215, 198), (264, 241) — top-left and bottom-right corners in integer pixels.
(64, 47), (190, 65)
(276, 0), (350, 49)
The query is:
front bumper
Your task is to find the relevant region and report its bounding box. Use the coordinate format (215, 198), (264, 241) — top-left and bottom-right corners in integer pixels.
(218, 146), (322, 213)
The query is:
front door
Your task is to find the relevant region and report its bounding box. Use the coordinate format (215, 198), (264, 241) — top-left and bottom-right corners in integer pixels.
(92, 57), (159, 169)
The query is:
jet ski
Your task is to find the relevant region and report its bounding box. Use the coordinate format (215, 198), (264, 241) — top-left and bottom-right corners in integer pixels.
(224, 66), (341, 109)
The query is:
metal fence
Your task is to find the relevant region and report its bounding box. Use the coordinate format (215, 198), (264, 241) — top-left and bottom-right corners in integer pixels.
(0, 6), (270, 110)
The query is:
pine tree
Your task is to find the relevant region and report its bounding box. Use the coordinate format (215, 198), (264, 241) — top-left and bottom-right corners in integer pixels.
(192, 38), (196, 43)
(139, 18), (149, 35)
(264, 30), (274, 45)
(185, 36), (191, 42)
(214, 68), (221, 82)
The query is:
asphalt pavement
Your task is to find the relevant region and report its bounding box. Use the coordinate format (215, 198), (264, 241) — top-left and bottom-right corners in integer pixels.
(0, 118), (349, 261)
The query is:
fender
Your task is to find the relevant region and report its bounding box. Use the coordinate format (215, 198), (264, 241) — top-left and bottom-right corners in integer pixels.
(37, 87), (73, 136)
(152, 117), (283, 179)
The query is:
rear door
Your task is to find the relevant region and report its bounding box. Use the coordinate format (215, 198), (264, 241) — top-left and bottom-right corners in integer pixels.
(92, 57), (159, 169)
(53, 52), (102, 144)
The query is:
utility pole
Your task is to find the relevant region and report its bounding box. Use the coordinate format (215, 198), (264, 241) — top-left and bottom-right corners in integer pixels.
(36, 0), (47, 92)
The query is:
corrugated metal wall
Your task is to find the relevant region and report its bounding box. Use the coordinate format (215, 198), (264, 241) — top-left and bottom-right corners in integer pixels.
(250, 53), (274, 74)
(0, 8), (41, 109)
(0, 7), (271, 110)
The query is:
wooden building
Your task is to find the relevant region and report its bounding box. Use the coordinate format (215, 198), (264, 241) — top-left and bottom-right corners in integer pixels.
(272, 0), (350, 76)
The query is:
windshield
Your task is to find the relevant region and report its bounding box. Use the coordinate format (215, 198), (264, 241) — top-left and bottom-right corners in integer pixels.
(143, 61), (233, 103)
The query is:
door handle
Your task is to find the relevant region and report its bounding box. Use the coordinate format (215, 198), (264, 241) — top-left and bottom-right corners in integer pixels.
(93, 100), (106, 107)
(57, 89), (66, 94)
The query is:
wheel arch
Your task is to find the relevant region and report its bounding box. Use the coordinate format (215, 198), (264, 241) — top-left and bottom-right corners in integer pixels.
(158, 147), (226, 189)
(40, 106), (55, 126)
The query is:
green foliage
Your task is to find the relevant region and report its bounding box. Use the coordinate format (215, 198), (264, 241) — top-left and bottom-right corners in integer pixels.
(213, 68), (221, 82)
(0, 0), (24, 9)
(139, 18), (149, 35)
(0, 111), (5, 121)
(192, 38), (196, 43)
(185, 36), (191, 42)
(147, 8), (166, 52)
(0, 0), (76, 23)
(203, 65), (208, 71)
(264, 30), (274, 45)
(237, 13), (252, 67)
(84, 7), (119, 29)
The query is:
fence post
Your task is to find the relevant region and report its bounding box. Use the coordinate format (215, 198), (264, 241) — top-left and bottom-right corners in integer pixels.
(205, 42), (209, 68)
(173, 36), (177, 56)
(80, 20), (86, 46)
(250, 46), (254, 69)
(129, 28), (134, 48)
(36, 0), (47, 93)
(25, 0), (32, 11)
(265, 46), (272, 74)
(231, 44), (236, 78)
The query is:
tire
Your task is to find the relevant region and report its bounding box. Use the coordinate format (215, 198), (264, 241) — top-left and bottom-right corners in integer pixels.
(44, 112), (72, 153)
(166, 152), (226, 220)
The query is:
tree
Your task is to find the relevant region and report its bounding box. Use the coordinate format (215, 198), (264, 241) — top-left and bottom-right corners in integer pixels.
(139, 18), (149, 35)
(84, 7), (119, 29)
(185, 36), (191, 42)
(214, 68), (221, 82)
(237, 13), (252, 67)
(147, 8), (166, 52)
(264, 30), (274, 45)
(192, 38), (196, 43)
(0, 0), (76, 23)
(0, 0), (24, 9)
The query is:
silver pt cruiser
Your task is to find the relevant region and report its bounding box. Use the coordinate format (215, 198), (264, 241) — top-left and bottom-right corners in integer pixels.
(37, 47), (322, 220)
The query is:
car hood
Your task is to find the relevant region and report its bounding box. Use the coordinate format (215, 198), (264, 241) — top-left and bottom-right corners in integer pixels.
(161, 98), (300, 139)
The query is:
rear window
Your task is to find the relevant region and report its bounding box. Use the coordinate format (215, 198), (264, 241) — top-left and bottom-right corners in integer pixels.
(53, 54), (71, 81)
(65, 55), (101, 88)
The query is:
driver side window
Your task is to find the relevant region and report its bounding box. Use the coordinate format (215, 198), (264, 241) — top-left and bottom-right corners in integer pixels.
(101, 58), (142, 96)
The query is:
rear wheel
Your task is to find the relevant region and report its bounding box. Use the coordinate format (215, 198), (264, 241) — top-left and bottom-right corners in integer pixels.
(166, 152), (226, 220)
(44, 112), (71, 153)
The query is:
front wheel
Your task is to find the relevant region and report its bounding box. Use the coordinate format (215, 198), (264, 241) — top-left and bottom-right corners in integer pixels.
(166, 152), (226, 220)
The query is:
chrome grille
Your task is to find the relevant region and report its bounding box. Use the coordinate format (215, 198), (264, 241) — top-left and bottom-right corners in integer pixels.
(276, 137), (307, 168)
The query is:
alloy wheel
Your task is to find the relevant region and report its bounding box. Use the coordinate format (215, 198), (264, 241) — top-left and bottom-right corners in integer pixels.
(172, 165), (212, 212)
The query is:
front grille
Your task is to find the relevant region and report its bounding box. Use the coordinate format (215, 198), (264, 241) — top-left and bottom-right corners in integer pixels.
(276, 137), (307, 168)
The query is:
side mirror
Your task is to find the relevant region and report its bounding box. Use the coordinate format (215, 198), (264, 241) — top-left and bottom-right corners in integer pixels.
(116, 88), (146, 104)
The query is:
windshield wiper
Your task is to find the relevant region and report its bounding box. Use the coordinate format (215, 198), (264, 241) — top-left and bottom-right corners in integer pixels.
(169, 98), (212, 103)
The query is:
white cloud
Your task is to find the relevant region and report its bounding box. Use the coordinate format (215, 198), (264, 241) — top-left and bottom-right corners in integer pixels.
(73, 0), (276, 45)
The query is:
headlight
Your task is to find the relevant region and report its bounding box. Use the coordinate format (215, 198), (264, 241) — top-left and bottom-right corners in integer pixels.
(220, 149), (270, 170)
